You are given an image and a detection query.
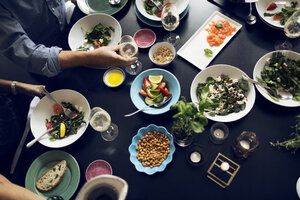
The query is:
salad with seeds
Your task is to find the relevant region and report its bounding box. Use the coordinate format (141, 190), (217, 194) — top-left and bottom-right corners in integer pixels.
(196, 74), (249, 116)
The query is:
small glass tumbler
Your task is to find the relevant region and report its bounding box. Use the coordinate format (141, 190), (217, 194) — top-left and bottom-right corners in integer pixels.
(232, 131), (259, 159)
(209, 123), (229, 144)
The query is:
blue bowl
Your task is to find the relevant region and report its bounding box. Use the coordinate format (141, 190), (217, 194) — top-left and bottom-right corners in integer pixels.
(128, 124), (175, 175)
(130, 68), (181, 115)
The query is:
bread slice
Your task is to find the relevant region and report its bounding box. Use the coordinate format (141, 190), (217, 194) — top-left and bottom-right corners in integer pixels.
(35, 160), (67, 191)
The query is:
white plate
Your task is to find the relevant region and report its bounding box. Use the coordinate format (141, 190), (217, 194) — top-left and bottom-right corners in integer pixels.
(253, 50), (300, 107)
(190, 64), (256, 122)
(68, 13), (122, 51)
(30, 89), (91, 148)
(255, 0), (300, 29)
(135, 0), (189, 21)
(296, 177), (300, 199)
(178, 11), (242, 71)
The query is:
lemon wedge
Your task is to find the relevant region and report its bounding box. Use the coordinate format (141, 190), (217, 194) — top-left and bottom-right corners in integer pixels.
(60, 123), (66, 138)
(148, 75), (163, 84)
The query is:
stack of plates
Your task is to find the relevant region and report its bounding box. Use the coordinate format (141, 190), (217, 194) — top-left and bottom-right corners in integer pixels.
(134, 0), (190, 27)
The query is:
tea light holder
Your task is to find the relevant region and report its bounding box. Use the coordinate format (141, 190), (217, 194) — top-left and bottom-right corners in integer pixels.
(207, 153), (240, 188)
(232, 131), (259, 159)
(185, 145), (205, 166)
(209, 123), (229, 144)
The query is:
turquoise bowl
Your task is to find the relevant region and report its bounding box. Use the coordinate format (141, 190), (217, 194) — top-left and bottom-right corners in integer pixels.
(128, 124), (175, 175)
(130, 68), (181, 115)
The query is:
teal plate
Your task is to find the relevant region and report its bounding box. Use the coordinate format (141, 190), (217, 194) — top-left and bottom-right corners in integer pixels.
(134, 4), (190, 27)
(25, 150), (80, 200)
(78, 0), (128, 15)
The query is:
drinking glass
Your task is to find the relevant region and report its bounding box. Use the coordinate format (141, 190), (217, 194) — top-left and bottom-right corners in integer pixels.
(90, 107), (119, 141)
(119, 35), (142, 75)
(274, 11), (300, 50)
(161, 3), (180, 46)
(232, 131), (259, 158)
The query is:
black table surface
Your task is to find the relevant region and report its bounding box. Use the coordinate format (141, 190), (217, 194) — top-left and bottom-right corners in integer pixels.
(1, 0), (300, 199)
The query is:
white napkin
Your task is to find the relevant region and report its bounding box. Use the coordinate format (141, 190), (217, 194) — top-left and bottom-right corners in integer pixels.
(65, 1), (75, 24)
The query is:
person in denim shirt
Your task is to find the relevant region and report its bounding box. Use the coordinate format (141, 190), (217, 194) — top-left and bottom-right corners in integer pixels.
(0, 0), (136, 77)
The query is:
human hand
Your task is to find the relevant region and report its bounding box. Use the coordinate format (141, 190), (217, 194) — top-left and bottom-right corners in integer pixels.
(16, 83), (45, 97)
(71, 0), (77, 3)
(89, 45), (138, 68)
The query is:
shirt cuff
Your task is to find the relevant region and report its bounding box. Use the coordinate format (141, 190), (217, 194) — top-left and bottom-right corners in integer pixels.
(40, 46), (62, 77)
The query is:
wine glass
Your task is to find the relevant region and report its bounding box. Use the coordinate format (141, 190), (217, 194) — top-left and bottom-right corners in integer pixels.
(89, 107), (119, 141)
(119, 35), (142, 75)
(161, 3), (180, 46)
(274, 11), (300, 50)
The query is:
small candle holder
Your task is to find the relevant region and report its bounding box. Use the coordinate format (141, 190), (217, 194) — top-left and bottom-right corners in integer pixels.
(209, 123), (229, 144)
(232, 131), (259, 159)
(185, 145), (205, 166)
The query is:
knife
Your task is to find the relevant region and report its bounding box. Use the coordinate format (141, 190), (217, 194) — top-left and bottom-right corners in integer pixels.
(10, 97), (40, 174)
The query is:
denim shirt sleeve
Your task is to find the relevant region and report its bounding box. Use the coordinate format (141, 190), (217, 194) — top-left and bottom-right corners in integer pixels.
(0, 5), (62, 77)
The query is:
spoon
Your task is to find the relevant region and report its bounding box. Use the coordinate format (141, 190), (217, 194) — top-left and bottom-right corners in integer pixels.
(124, 95), (173, 117)
(246, 2), (257, 25)
(242, 75), (293, 100)
(109, 0), (121, 6)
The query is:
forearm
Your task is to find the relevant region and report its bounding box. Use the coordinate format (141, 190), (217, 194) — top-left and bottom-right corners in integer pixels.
(58, 50), (91, 68)
(0, 79), (44, 97)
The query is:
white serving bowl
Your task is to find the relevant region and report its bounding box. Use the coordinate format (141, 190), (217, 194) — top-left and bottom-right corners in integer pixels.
(190, 64), (256, 122)
(149, 42), (176, 67)
(68, 13), (122, 51)
(30, 89), (90, 148)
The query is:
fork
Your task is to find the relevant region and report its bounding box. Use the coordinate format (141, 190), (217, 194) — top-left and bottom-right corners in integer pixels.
(150, 0), (164, 10)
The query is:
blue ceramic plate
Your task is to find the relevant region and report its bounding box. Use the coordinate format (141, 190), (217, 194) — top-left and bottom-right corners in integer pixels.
(134, 4), (190, 27)
(128, 124), (175, 175)
(130, 68), (181, 115)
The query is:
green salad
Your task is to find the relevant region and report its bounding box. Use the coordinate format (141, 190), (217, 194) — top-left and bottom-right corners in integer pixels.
(257, 52), (300, 101)
(264, 1), (298, 25)
(46, 102), (86, 141)
(144, 0), (164, 17)
(78, 23), (114, 51)
(196, 74), (249, 116)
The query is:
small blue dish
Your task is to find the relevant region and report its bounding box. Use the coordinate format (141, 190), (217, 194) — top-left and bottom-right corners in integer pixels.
(130, 68), (181, 115)
(128, 124), (175, 175)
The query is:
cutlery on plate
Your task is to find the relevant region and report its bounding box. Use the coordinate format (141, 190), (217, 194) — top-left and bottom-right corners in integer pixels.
(10, 97), (40, 174)
(150, 0), (164, 10)
(242, 75), (293, 100)
(26, 108), (77, 148)
(108, 0), (121, 6)
(124, 95), (172, 117)
(26, 89), (78, 148)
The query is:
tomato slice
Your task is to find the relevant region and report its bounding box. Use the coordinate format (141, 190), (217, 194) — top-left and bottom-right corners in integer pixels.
(157, 82), (166, 90)
(53, 103), (63, 115)
(139, 89), (148, 97)
(273, 15), (283, 21)
(156, 11), (162, 17)
(160, 88), (171, 96)
(267, 3), (277, 10)
(143, 78), (151, 90)
(46, 122), (52, 129)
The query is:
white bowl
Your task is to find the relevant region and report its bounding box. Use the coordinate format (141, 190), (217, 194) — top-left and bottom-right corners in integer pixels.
(253, 50), (300, 107)
(190, 64), (256, 122)
(68, 14), (122, 51)
(255, 0), (300, 29)
(149, 42), (176, 66)
(103, 67), (126, 88)
(135, 0), (190, 21)
(30, 89), (91, 148)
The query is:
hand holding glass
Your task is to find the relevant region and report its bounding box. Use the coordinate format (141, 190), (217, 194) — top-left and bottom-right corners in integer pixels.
(119, 35), (142, 75)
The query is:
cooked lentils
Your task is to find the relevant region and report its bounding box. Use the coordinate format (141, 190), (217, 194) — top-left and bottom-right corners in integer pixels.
(136, 131), (170, 168)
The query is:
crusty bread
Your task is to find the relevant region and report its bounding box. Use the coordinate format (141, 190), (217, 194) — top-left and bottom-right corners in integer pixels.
(35, 160), (67, 191)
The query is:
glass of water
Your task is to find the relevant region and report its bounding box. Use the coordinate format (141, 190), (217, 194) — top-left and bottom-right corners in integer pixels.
(119, 35), (142, 75)
(161, 3), (180, 46)
(89, 107), (119, 141)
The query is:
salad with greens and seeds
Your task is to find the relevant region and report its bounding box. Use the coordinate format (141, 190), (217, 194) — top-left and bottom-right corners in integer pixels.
(257, 52), (300, 101)
(144, 0), (165, 17)
(196, 74), (249, 116)
(77, 23), (114, 51)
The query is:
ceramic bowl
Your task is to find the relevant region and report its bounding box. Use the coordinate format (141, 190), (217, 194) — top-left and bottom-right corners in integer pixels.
(68, 13), (122, 51)
(130, 68), (180, 115)
(103, 67), (126, 88)
(133, 29), (156, 48)
(85, 160), (113, 181)
(149, 42), (176, 66)
(128, 124), (175, 175)
(30, 89), (90, 148)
